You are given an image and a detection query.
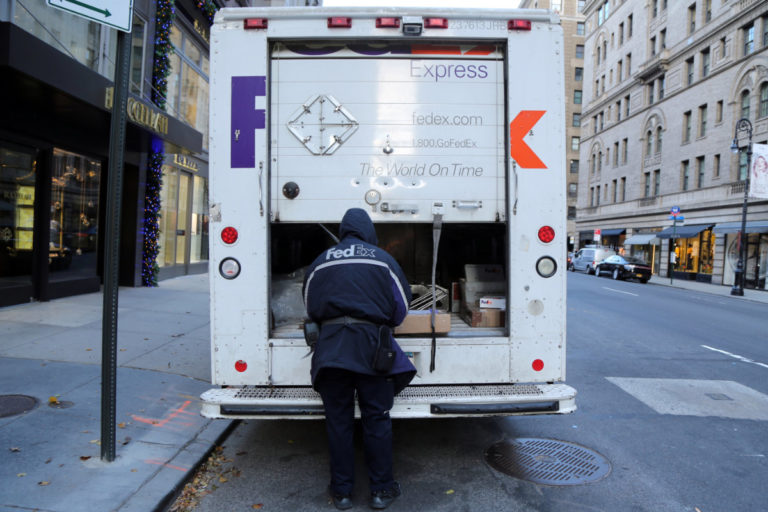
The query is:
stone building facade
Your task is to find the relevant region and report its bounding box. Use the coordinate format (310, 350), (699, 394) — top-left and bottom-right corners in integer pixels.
(578, 0), (768, 290)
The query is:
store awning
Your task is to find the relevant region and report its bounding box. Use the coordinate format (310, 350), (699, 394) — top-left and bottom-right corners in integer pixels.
(600, 228), (626, 236)
(713, 221), (768, 234)
(624, 234), (659, 245)
(656, 224), (712, 239)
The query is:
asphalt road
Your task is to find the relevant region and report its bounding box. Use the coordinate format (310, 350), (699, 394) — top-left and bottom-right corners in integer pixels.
(180, 273), (768, 512)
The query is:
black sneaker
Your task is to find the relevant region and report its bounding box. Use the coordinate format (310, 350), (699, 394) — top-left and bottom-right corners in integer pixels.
(328, 486), (353, 510)
(369, 482), (401, 510)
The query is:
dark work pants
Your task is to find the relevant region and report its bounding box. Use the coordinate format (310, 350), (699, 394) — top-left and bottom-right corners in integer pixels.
(316, 368), (396, 496)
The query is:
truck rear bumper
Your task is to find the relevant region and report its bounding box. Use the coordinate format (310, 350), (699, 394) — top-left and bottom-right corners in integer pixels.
(200, 383), (576, 419)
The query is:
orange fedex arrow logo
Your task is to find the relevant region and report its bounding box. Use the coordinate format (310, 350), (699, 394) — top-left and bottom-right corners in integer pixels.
(510, 110), (546, 169)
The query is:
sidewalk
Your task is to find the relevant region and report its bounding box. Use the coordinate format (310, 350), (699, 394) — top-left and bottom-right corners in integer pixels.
(647, 275), (768, 304)
(0, 273), (232, 512)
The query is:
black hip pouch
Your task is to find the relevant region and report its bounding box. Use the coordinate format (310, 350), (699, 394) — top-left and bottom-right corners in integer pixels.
(372, 325), (395, 373)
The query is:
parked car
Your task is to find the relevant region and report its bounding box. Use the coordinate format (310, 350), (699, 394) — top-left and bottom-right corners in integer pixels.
(569, 246), (617, 274)
(594, 255), (652, 283)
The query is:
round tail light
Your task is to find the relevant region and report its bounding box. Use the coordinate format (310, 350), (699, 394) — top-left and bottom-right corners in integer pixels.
(538, 225), (555, 243)
(221, 227), (238, 245)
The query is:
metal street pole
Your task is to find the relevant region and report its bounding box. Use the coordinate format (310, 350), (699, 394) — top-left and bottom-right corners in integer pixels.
(101, 29), (131, 462)
(730, 118), (752, 297)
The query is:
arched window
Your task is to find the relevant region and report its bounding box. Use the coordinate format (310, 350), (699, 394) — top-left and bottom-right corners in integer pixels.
(760, 83), (768, 118)
(740, 90), (750, 118)
(656, 127), (663, 154)
(598, 151), (603, 172)
(646, 130), (653, 156)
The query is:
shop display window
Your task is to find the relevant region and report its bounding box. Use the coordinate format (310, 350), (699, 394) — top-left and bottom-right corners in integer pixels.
(49, 149), (101, 280)
(672, 229), (714, 275)
(190, 176), (209, 264)
(0, 145), (37, 284)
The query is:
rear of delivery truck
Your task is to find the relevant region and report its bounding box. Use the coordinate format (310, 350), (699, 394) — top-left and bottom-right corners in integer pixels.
(201, 7), (576, 419)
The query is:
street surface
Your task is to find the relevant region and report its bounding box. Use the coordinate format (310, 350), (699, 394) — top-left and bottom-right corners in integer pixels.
(179, 273), (768, 512)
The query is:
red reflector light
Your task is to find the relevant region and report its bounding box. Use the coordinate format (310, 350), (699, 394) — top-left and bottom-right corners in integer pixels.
(532, 359), (544, 371)
(508, 19), (532, 31)
(424, 18), (448, 28)
(376, 17), (400, 28)
(244, 18), (268, 30)
(221, 227), (238, 244)
(328, 17), (352, 28)
(235, 360), (247, 372)
(538, 225), (555, 243)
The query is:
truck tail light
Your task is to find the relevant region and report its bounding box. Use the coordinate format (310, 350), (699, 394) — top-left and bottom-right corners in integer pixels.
(536, 256), (557, 278)
(328, 17), (352, 28)
(376, 17), (400, 28)
(244, 18), (268, 30)
(538, 225), (555, 243)
(509, 20), (532, 31)
(219, 258), (241, 279)
(235, 360), (247, 372)
(532, 359), (544, 371)
(424, 18), (448, 29)
(221, 226), (238, 245)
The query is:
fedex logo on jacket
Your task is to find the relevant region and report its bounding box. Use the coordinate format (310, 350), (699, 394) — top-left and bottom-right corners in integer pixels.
(325, 244), (376, 260)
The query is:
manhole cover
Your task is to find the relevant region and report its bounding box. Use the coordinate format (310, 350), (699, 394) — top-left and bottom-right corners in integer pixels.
(0, 395), (39, 418)
(485, 438), (611, 486)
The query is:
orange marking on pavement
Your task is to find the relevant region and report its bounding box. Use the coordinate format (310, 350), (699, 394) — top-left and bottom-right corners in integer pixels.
(509, 110), (547, 169)
(132, 400), (193, 428)
(144, 459), (188, 472)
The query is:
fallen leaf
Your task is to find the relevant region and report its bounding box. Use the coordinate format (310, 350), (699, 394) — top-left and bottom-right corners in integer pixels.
(89, 440), (101, 445)
(131, 469), (138, 472)
(118, 422), (126, 429)
(80, 456), (92, 461)
(252, 505), (264, 509)
(10, 447), (20, 452)
(38, 481), (50, 486)
(85, 348), (92, 351)
(218, 476), (228, 483)
(48, 396), (60, 405)
(17, 473), (26, 477)
(45, 458), (52, 464)
(120, 348), (127, 352)
(445, 489), (455, 495)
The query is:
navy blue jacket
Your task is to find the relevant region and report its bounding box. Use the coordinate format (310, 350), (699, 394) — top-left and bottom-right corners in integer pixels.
(303, 208), (416, 395)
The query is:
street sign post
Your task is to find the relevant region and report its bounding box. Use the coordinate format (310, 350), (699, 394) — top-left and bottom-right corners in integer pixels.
(593, 229), (601, 242)
(47, 0), (134, 32)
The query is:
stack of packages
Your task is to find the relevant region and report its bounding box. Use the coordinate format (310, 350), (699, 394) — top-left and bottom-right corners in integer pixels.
(458, 264), (506, 328)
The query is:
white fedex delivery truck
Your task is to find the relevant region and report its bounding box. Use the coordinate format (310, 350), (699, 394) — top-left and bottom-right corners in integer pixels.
(201, 7), (576, 419)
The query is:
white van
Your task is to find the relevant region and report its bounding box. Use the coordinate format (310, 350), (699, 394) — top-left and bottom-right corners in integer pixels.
(569, 246), (616, 275)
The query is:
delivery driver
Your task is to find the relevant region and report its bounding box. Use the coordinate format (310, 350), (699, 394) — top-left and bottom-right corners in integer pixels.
(303, 208), (416, 510)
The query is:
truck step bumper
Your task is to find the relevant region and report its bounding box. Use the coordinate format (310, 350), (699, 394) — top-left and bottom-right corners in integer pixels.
(201, 383), (576, 419)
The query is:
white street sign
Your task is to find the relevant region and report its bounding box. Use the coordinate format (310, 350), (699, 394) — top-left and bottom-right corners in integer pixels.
(47, 0), (134, 32)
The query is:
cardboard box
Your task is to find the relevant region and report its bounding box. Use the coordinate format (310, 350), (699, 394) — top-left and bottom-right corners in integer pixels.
(479, 296), (506, 309)
(461, 303), (505, 328)
(395, 310), (451, 334)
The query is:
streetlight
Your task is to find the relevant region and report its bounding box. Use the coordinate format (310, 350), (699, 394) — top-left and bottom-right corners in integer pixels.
(729, 118), (752, 296)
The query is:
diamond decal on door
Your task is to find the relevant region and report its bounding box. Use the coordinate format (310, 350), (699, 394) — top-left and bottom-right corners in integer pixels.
(286, 95), (359, 155)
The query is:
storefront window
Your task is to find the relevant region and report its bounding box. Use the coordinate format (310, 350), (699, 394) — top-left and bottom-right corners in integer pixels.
(13, 0), (117, 80)
(49, 149), (101, 280)
(0, 145), (36, 284)
(725, 233), (768, 289)
(672, 229), (714, 275)
(158, 167), (178, 268)
(190, 176), (209, 263)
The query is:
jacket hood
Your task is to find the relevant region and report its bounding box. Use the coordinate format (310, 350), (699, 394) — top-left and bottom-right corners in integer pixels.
(339, 208), (378, 245)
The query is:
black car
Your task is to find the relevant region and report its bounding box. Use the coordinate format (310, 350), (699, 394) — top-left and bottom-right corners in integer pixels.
(594, 255), (652, 283)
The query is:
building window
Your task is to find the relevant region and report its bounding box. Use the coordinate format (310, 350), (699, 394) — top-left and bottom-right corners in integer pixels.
(716, 100), (724, 122)
(682, 160), (690, 190)
(699, 104), (708, 137)
(624, 95), (630, 117)
(568, 206), (576, 219)
(741, 90), (750, 118)
(593, 115), (598, 134)
(617, 60), (623, 81)
(764, 15), (768, 47)
(760, 83), (768, 117)
(646, 130), (653, 156)
(683, 111), (692, 142)
(573, 113), (581, 127)
(644, 172), (651, 198)
(686, 57), (694, 86)
(613, 142), (619, 166)
(569, 183), (578, 197)
(597, 1), (610, 26)
(739, 150), (748, 180)
(701, 48), (710, 77)
(591, 154), (596, 174)
(705, 0), (712, 23)
(616, 100), (622, 121)
(576, 44), (584, 59)
(653, 169), (660, 196)
(744, 23), (755, 56)
(652, 0), (658, 18)
(570, 159), (579, 173)
(599, 112), (604, 130)
(628, 14), (633, 38)
(696, 156), (705, 188)
(612, 179), (617, 202)
(656, 127), (663, 154)
(714, 154), (720, 178)
(577, 22), (585, 36)
(622, 138), (628, 164)
(720, 37), (727, 59)
(658, 75), (665, 100)
(650, 36), (657, 57)
(598, 151), (603, 172)
(626, 53), (632, 75)
(130, 17), (147, 97)
(575, 67), (583, 81)
(571, 137), (580, 151)
(621, 177), (626, 201)
(590, 187), (595, 206)
(574, 90), (582, 104)
(596, 185), (601, 205)
(619, 23), (624, 45)
(688, 3), (696, 35)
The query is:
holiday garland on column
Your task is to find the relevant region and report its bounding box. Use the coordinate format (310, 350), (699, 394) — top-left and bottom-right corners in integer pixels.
(141, 0), (218, 286)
